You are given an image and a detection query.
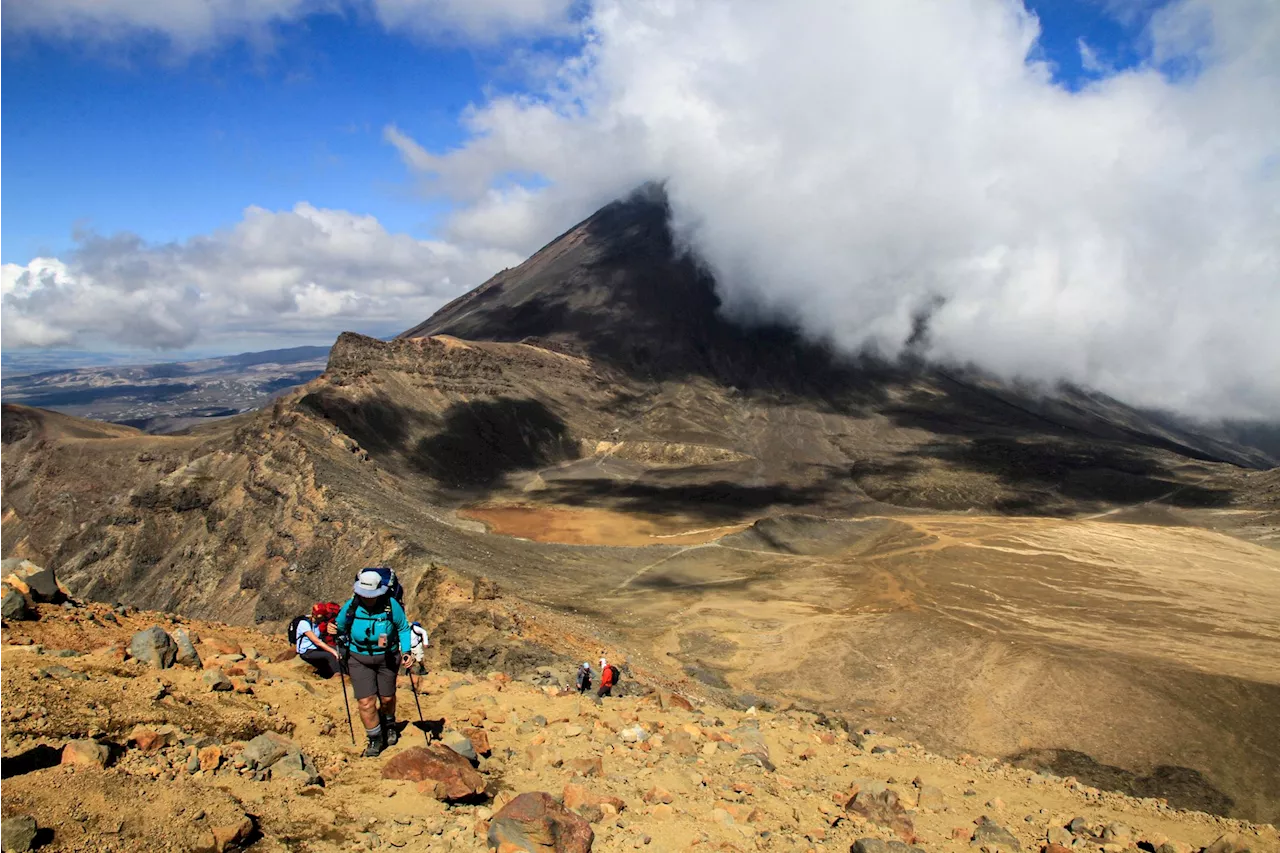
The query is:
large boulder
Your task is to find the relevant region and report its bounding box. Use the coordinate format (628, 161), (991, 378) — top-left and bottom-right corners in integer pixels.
(1, 583), (30, 621)
(2, 559), (68, 603)
(487, 792), (594, 853)
(129, 626), (178, 669)
(381, 745), (485, 801)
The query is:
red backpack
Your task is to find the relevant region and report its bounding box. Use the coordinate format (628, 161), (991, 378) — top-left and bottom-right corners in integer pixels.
(312, 601), (341, 637)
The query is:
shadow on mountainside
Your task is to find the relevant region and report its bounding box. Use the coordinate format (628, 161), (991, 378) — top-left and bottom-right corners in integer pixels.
(873, 385), (1237, 515)
(300, 389), (579, 489)
(536, 468), (853, 522)
(411, 398), (577, 487)
(1008, 748), (1235, 817)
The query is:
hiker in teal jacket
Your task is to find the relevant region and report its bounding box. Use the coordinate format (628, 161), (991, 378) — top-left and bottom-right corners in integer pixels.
(337, 570), (412, 757)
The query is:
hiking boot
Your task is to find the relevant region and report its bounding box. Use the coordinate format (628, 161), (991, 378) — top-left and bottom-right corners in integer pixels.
(362, 736), (385, 758)
(384, 724), (399, 747)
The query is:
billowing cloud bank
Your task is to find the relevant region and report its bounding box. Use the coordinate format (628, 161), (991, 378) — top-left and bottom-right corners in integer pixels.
(1, 204), (520, 350)
(395, 0), (1280, 418)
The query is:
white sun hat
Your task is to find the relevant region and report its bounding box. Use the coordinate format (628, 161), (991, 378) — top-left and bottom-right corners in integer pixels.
(353, 569), (389, 597)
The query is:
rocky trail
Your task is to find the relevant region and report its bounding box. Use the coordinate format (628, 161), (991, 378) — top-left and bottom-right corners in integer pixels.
(2, 583), (1276, 853)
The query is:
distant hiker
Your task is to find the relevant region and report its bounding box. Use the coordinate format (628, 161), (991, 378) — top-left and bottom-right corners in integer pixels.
(408, 621), (429, 676)
(597, 660), (619, 698)
(290, 603), (343, 678)
(337, 569), (412, 757)
(576, 661), (592, 694)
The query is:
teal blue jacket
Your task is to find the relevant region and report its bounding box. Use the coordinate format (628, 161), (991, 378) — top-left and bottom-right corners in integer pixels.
(337, 596), (411, 656)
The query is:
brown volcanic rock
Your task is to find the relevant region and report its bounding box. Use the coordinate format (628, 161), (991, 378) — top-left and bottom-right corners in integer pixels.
(847, 787), (916, 843)
(381, 745), (485, 801)
(487, 792), (593, 853)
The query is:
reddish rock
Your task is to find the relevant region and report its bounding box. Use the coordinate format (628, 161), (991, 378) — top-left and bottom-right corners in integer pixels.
(463, 727), (492, 756)
(644, 787), (674, 805)
(662, 693), (694, 711)
(199, 745), (223, 772)
(846, 788), (915, 843)
(565, 756), (603, 777)
(129, 727), (168, 752)
(381, 745), (485, 801)
(204, 636), (242, 656)
(563, 783), (625, 813)
(61, 739), (110, 768)
(649, 804), (674, 821)
(818, 732), (836, 745)
(1045, 845), (1074, 853)
(194, 816), (254, 853)
(487, 792), (593, 853)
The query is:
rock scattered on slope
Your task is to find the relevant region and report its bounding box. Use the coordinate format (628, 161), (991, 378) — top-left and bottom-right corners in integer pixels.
(972, 815), (1023, 852)
(1, 584), (31, 621)
(0, 815), (38, 853)
(61, 739), (110, 768)
(129, 626), (178, 669)
(487, 791), (594, 853)
(381, 745), (486, 801)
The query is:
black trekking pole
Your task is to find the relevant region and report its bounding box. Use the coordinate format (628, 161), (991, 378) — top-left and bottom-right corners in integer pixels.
(337, 644), (356, 746)
(405, 666), (427, 742)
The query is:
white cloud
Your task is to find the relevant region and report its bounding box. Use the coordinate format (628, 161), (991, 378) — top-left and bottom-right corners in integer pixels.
(368, 0), (576, 42)
(1, 204), (522, 351)
(386, 0), (1280, 419)
(1, 0), (575, 50)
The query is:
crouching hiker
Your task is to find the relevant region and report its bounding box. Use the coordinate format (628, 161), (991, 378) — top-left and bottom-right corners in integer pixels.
(337, 569), (412, 757)
(291, 603), (343, 678)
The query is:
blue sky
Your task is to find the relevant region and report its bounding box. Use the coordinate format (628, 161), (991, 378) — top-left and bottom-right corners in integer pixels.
(3, 17), (546, 263)
(5, 0), (1278, 420)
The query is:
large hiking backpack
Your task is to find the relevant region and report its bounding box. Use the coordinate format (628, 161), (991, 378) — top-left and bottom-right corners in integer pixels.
(288, 616), (306, 645)
(313, 601), (341, 636)
(366, 567), (404, 604)
(601, 664), (618, 688)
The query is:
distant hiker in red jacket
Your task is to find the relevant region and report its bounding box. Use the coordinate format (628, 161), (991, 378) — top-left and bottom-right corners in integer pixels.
(597, 660), (619, 697)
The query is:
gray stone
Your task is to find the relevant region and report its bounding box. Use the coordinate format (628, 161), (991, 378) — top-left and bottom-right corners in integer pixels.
(0, 815), (38, 853)
(1068, 818), (1093, 837)
(187, 749), (201, 774)
(1102, 823), (1132, 842)
(129, 626), (178, 669)
(203, 670), (233, 692)
(273, 750), (321, 785)
(1, 586), (30, 621)
(1048, 827), (1073, 847)
(972, 816), (1021, 852)
(440, 730), (478, 764)
(239, 732), (296, 770)
(871, 745), (898, 755)
(173, 629), (202, 668)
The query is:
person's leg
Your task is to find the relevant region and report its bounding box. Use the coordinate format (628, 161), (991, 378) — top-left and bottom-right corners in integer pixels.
(300, 649), (337, 678)
(348, 655), (385, 756)
(377, 658), (400, 746)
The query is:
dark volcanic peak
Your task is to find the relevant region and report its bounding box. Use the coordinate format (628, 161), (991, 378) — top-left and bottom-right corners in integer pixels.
(400, 185), (882, 396)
